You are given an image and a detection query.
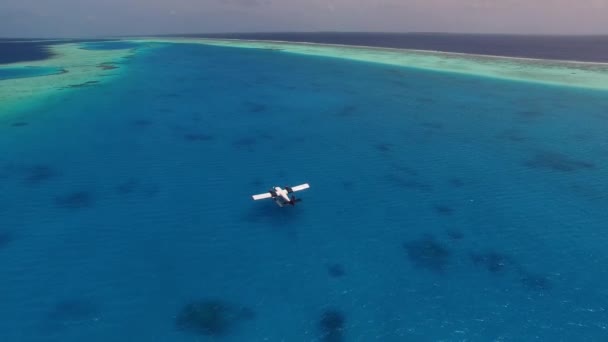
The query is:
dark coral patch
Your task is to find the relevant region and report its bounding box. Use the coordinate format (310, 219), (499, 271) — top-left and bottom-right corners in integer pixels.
(116, 180), (159, 197)
(319, 309), (345, 342)
(433, 204), (453, 216)
(116, 180), (139, 195)
(403, 235), (451, 272)
(327, 264), (346, 278)
(446, 229), (464, 240)
(235, 137), (257, 146)
(374, 143), (393, 153)
(416, 97), (435, 104)
(175, 300), (254, 336)
(258, 132), (274, 141)
(11, 122), (28, 127)
(233, 137), (257, 151)
(448, 178), (465, 187)
(131, 119), (152, 127)
(247, 103), (267, 113)
(341, 181), (355, 190)
(524, 151), (595, 172)
(498, 129), (527, 142)
(337, 105), (357, 117)
(65, 80), (99, 89)
(55, 191), (93, 209)
(0, 163), (56, 185)
(47, 299), (98, 323)
(470, 252), (511, 274)
(520, 273), (552, 292)
(22, 165), (56, 185)
(421, 122), (443, 129)
(98, 63), (118, 70)
(0, 231), (13, 249)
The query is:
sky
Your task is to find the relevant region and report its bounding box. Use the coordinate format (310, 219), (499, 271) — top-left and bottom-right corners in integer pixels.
(1, 0), (608, 37)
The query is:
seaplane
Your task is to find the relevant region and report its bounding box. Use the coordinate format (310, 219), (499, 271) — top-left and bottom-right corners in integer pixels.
(251, 183), (310, 207)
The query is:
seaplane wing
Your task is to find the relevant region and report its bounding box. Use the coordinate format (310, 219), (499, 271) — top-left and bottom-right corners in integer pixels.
(287, 183), (310, 192)
(252, 192), (273, 200)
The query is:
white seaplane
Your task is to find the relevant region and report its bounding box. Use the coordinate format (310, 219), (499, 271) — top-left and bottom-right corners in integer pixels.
(251, 183), (310, 207)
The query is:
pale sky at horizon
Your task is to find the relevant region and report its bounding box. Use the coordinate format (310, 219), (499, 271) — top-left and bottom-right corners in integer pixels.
(1, 0), (607, 38)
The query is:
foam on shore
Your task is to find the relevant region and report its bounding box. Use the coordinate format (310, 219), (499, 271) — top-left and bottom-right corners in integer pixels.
(135, 37), (608, 91)
(0, 43), (137, 115)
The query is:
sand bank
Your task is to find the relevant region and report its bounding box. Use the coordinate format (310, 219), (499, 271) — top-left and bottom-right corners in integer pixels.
(137, 37), (608, 91)
(0, 42), (137, 115)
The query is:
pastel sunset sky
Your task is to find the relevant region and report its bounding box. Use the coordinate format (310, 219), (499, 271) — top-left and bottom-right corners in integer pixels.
(1, 0), (607, 37)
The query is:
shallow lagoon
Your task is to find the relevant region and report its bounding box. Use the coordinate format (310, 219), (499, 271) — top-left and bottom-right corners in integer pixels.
(0, 66), (64, 81)
(1, 41), (607, 341)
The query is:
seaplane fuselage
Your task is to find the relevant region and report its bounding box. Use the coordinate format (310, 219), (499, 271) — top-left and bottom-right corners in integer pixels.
(271, 187), (292, 207)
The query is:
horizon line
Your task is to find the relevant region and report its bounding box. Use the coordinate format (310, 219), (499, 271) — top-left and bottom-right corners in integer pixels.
(2, 30), (608, 40)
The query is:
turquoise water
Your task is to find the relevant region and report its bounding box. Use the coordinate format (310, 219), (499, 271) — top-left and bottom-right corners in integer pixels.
(0, 66), (64, 80)
(1, 43), (608, 341)
(80, 41), (141, 50)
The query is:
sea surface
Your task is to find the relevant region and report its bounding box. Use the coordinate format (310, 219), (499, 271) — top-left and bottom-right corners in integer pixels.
(1, 38), (608, 341)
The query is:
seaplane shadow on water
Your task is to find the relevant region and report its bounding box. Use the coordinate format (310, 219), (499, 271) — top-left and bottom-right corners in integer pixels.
(244, 184), (310, 238)
(251, 183), (310, 207)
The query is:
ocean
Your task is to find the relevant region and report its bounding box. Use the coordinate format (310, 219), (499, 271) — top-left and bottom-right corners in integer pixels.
(180, 32), (608, 63)
(1, 35), (608, 341)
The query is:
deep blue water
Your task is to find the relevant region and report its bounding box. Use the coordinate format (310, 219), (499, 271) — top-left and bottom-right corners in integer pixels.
(0, 66), (64, 80)
(0, 41), (54, 64)
(1, 42), (608, 341)
(0, 39), (137, 64)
